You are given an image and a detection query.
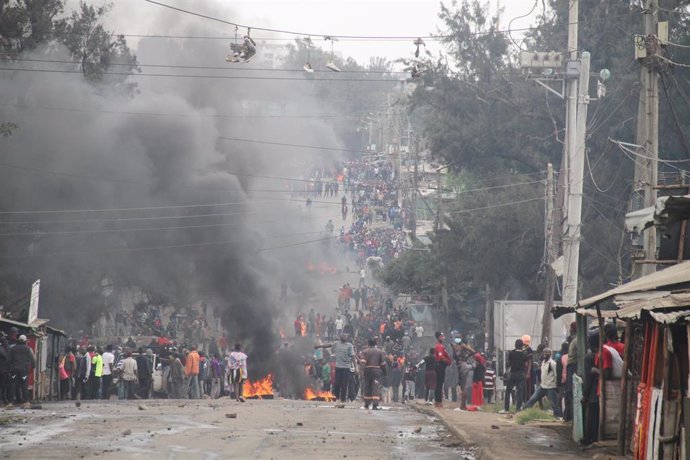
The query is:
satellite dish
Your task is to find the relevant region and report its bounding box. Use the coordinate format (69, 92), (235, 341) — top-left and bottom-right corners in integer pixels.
(599, 68), (611, 81)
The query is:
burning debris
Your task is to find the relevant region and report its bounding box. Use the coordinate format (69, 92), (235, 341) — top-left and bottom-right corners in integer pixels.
(303, 387), (336, 402)
(242, 374), (274, 400)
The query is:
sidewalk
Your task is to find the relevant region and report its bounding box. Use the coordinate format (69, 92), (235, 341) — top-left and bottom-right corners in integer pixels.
(411, 401), (622, 460)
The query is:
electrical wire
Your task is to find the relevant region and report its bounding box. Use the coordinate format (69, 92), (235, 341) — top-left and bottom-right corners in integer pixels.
(0, 214), (341, 237)
(139, 0), (538, 41)
(656, 54), (690, 69)
(2, 57), (408, 74)
(446, 196), (543, 215)
(218, 136), (368, 154)
(0, 101), (362, 120)
(507, 0), (539, 51)
(0, 66), (398, 82)
(0, 229), (333, 259)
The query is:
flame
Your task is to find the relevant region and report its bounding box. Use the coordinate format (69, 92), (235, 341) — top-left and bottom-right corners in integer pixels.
(243, 374), (274, 399)
(299, 320), (307, 337)
(304, 387), (336, 401)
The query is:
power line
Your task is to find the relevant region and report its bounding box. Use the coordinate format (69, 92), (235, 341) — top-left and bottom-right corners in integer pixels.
(446, 196), (543, 215)
(0, 214), (341, 237)
(218, 135), (367, 154)
(0, 229), (331, 258)
(140, 0), (533, 40)
(2, 57), (408, 75)
(0, 66), (399, 82)
(138, 0), (630, 42)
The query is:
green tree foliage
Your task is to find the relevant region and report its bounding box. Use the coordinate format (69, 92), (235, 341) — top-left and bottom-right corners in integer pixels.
(0, 121), (18, 136)
(0, 0), (63, 54)
(55, 2), (139, 87)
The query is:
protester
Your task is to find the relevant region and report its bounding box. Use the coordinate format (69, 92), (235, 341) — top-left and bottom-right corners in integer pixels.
(185, 346), (201, 399)
(360, 337), (386, 410)
(582, 332), (600, 445)
(500, 339), (528, 413)
(9, 335), (35, 406)
(101, 345), (115, 400)
(0, 336), (10, 405)
(522, 348), (562, 418)
(420, 348), (436, 405)
(169, 353), (184, 399)
(484, 360), (496, 404)
(471, 353), (486, 407)
(228, 343), (248, 403)
(434, 331), (452, 408)
(120, 351), (138, 400)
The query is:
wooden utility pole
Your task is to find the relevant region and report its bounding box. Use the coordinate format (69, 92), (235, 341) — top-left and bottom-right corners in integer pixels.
(541, 163), (555, 346)
(435, 169), (442, 232)
(633, 0), (660, 278)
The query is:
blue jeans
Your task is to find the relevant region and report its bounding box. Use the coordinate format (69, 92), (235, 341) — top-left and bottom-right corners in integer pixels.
(524, 385), (562, 417)
(504, 372), (526, 411)
(333, 368), (350, 402)
(188, 375), (200, 399)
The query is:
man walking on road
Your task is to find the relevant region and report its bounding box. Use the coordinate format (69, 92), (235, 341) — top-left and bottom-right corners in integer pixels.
(522, 348), (562, 418)
(9, 335), (35, 406)
(360, 337), (386, 410)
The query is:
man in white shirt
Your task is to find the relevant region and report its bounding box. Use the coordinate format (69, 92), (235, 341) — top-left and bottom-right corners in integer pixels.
(101, 345), (115, 400)
(415, 324), (424, 340)
(334, 316), (344, 337)
(227, 344), (248, 403)
(522, 348), (562, 418)
(120, 351), (138, 400)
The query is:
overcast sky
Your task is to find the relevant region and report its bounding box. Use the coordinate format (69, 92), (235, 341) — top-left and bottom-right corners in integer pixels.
(99, 0), (544, 66)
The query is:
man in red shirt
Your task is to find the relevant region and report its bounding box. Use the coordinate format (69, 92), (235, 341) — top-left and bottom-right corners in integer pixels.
(601, 323), (624, 379)
(434, 331), (452, 408)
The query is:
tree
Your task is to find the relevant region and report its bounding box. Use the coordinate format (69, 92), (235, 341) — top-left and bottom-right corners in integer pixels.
(0, 0), (64, 55)
(0, 121), (18, 136)
(55, 1), (139, 87)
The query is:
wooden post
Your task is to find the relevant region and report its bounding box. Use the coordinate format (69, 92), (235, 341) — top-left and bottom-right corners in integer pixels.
(596, 303), (606, 442)
(618, 319), (633, 455)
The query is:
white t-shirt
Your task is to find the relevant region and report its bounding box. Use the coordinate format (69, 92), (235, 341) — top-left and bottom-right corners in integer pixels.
(101, 352), (115, 376)
(335, 318), (344, 330)
(415, 326), (424, 337)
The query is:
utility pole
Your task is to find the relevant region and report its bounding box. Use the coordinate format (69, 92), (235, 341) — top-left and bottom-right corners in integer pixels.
(633, 0), (660, 278)
(411, 136), (419, 239)
(561, 0), (580, 310)
(541, 163), (555, 347)
(435, 169), (442, 232)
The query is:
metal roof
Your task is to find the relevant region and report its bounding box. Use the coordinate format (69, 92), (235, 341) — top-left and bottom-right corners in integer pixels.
(648, 310), (690, 324)
(571, 291), (690, 323)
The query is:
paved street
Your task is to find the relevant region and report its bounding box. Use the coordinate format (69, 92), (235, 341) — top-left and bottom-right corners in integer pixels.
(0, 399), (475, 460)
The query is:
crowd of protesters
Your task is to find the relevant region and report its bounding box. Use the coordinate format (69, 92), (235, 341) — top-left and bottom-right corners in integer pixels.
(51, 339), (249, 403)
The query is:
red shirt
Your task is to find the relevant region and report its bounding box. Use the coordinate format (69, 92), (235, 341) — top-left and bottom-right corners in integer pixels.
(601, 340), (625, 370)
(435, 343), (452, 365)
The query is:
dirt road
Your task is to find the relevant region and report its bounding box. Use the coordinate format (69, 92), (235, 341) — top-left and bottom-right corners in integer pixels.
(0, 399), (475, 460)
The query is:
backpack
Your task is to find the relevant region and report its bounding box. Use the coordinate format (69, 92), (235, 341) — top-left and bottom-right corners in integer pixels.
(603, 345), (623, 378)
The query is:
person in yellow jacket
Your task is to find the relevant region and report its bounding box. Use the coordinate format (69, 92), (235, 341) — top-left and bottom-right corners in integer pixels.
(184, 346), (200, 399)
(88, 346), (103, 399)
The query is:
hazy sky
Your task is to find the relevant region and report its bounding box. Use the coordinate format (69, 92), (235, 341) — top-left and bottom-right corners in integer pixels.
(100, 0), (544, 66)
